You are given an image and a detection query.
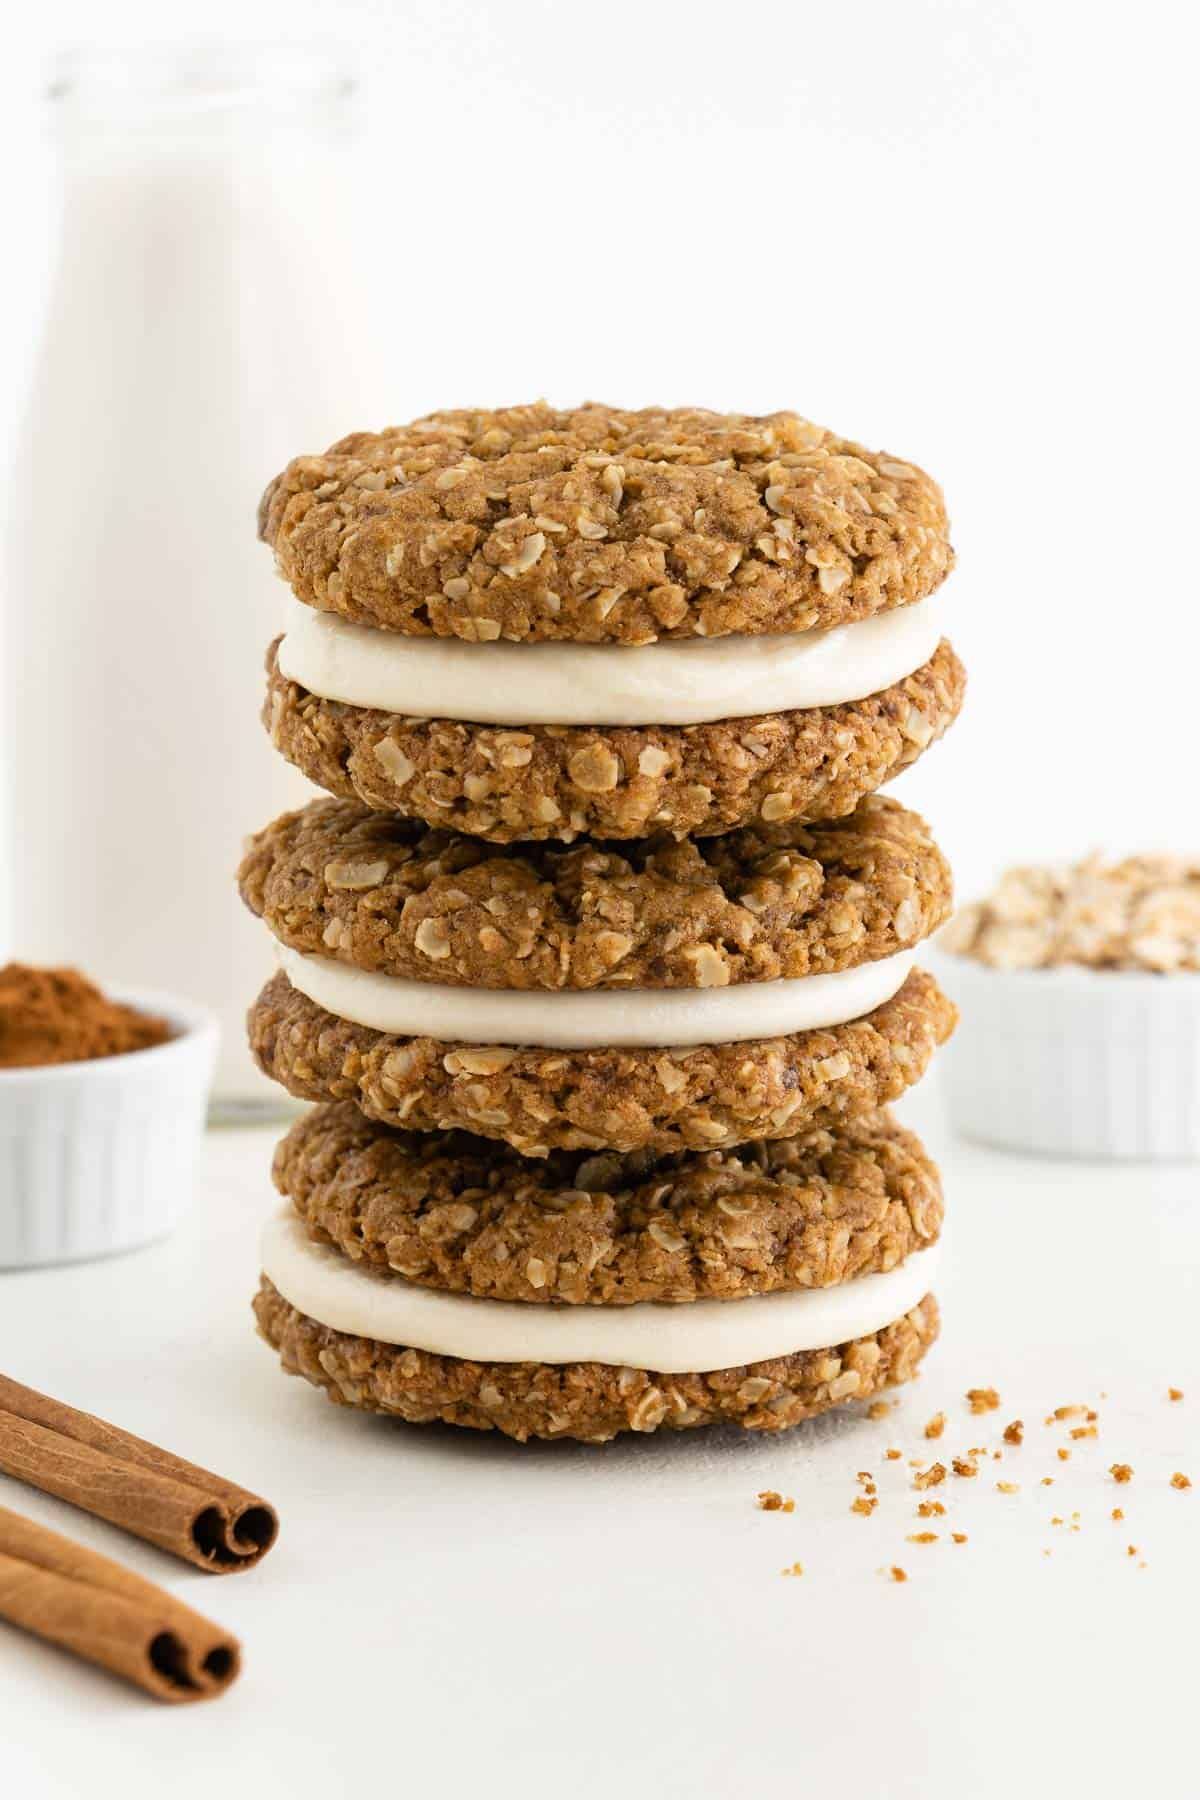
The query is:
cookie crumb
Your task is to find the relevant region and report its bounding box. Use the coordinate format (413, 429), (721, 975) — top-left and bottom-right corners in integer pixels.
(889, 1566), (908, 1583)
(885, 1448), (902, 1461)
(867, 1401), (892, 1420)
(757, 1490), (794, 1513)
(924, 1412), (946, 1440)
(1040, 1477), (1054, 1487)
(906, 1532), (938, 1544)
(952, 1532), (968, 1545)
(1070, 1425), (1098, 1440)
(1051, 1405), (1088, 1422)
(1112, 1508), (1124, 1521)
(966, 1387), (1000, 1414)
(1057, 1448), (1071, 1462)
(1127, 1545), (1138, 1558)
(780, 1561), (804, 1578)
(997, 1481), (1019, 1495)
(916, 1501), (946, 1518)
(952, 1458), (979, 1479)
(913, 1463), (947, 1490)
(1170, 1472), (1191, 1490)
(1110, 1464), (1133, 1484)
(851, 1496), (878, 1517)
(1003, 1419), (1024, 1446)
(1168, 1387), (1184, 1402)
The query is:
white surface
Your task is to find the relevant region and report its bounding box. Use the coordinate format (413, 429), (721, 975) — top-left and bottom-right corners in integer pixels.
(278, 943), (916, 1048)
(276, 595), (944, 723)
(933, 949), (1200, 1160)
(261, 1205), (940, 1369)
(0, 991), (217, 1269)
(0, 1088), (1196, 1799)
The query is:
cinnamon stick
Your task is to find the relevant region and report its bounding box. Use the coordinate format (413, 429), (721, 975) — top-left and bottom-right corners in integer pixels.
(0, 1505), (240, 1702)
(0, 1374), (277, 1573)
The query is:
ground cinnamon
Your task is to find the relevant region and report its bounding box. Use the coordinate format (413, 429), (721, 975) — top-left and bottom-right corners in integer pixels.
(0, 963), (169, 1068)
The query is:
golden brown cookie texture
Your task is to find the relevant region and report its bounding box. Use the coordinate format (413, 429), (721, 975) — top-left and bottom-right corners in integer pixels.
(262, 637), (965, 843)
(246, 966), (957, 1157)
(274, 1103), (943, 1305)
(238, 793), (952, 992)
(259, 403), (953, 644)
(253, 1279), (939, 1443)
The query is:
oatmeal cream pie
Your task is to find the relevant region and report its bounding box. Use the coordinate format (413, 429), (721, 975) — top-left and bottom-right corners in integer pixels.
(253, 1104), (941, 1441)
(240, 793), (956, 1155)
(260, 402), (960, 841)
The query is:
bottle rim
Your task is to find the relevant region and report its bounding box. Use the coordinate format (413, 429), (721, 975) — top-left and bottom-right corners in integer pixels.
(47, 42), (357, 125)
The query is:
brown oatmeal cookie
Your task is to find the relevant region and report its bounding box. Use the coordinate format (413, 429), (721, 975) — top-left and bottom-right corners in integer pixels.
(262, 636), (965, 843)
(238, 793), (952, 992)
(246, 965), (956, 1156)
(253, 1279), (939, 1443)
(275, 1103), (943, 1305)
(259, 403), (953, 645)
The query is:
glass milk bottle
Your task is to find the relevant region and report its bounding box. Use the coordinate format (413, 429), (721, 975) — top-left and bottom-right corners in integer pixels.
(1, 47), (379, 1114)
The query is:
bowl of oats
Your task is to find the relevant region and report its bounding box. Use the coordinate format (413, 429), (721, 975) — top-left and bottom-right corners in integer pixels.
(932, 855), (1200, 1159)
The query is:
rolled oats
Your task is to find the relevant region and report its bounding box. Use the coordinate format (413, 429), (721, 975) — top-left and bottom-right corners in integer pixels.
(943, 853), (1200, 973)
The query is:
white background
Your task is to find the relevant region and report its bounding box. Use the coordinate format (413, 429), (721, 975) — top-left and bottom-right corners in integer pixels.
(1, 6), (1198, 1797)
(0, 0), (1195, 899)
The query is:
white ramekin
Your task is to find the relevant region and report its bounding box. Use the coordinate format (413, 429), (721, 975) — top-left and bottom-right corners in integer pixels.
(0, 988), (219, 1268)
(929, 948), (1200, 1160)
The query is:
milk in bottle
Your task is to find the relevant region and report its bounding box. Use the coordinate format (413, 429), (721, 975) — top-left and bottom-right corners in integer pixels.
(1, 47), (380, 1111)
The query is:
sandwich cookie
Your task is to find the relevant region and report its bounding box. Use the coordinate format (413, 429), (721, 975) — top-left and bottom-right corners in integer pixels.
(259, 402), (959, 841)
(240, 794), (957, 1155)
(253, 1104), (942, 1441)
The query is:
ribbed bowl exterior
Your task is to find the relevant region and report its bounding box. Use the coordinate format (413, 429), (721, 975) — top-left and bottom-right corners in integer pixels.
(930, 951), (1200, 1160)
(0, 991), (218, 1268)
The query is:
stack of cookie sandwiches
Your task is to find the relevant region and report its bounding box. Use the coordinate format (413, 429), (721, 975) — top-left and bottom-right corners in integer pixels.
(241, 403), (963, 1443)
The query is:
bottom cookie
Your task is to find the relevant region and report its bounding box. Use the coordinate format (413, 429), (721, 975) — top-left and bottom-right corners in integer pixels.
(253, 1277), (938, 1444)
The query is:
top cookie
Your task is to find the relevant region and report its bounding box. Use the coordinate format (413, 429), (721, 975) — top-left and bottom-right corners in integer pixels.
(259, 403), (953, 645)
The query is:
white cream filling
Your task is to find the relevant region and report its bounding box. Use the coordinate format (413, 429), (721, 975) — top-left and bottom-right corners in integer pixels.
(261, 1207), (940, 1372)
(277, 943), (915, 1049)
(276, 596), (942, 726)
